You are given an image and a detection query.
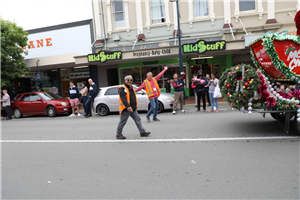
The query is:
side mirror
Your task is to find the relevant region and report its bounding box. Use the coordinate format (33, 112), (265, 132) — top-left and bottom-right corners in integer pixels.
(36, 98), (42, 101)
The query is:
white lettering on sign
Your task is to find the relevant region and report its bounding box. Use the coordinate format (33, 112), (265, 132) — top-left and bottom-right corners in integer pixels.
(287, 50), (300, 70)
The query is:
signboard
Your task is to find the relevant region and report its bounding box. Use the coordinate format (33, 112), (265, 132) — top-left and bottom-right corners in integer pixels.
(143, 60), (159, 65)
(182, 40), (226, 54)
(87, 51), (122, 63)
(133, 49), (171, 58)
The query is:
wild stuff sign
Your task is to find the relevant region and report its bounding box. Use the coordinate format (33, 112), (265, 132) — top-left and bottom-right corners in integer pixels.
(182, 40), (226, 54)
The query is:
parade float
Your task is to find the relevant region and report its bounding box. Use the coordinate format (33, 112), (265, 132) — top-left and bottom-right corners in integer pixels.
(219, 12), (300, 134)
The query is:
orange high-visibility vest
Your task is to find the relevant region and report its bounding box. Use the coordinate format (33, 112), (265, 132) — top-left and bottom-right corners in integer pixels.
(144, 78), (160, 98)
(118, 85), (138, 114)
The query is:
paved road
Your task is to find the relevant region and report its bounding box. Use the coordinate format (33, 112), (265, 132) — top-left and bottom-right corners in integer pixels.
(2, 105), (300, 199)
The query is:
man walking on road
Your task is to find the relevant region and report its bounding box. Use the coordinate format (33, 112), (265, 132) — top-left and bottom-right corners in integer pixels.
(171, 72), (186, 115)
(85, 78), (98, 118)
(1, 89), (12, 120)
(116, 75), (151, 139)
(136, 66), (168, 122)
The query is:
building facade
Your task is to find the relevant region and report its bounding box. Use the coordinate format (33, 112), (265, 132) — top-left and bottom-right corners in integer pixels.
(13, 19), (96, 99)
(74, 0), (299, 96)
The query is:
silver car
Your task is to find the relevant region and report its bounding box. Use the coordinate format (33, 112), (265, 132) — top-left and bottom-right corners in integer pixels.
(93, 85), (174, 116)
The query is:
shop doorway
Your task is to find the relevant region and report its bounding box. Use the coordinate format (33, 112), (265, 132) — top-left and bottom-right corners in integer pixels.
(191, 63), (220, 77)
(107, 68), (118, 86)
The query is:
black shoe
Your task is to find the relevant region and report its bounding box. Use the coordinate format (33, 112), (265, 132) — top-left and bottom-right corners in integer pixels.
(6, 118), (11, 120)
(85, 115), (92, 118)
(153, 118), (160, 122)
(195, 105), (198, 108)
(208, 104), (211, 106)
(116, 135), (126, 139)
(197, 109), (200, 112)
(140, 132), (151, 137)
(83, 114), (87, 116)
(146, 116), (150, 123)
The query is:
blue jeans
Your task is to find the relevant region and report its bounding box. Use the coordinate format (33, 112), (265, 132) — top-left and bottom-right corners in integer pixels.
(82, 96), (88, 114)
(147, 97), (158, 119)
(209, 93), (219, 110)
(85, 96), (94, 116)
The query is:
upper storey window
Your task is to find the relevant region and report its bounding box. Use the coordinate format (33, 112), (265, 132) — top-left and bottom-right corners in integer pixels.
(151, 0), (166, 24)
(113, 0), (125, 28)
(194, 0), (209, 17)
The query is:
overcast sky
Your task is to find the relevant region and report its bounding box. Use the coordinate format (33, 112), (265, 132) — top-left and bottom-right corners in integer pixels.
(0, 0), (93, 30)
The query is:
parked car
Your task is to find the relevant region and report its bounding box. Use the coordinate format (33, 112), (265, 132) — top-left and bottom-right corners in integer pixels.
(11, 92), (72, 118)
(93, 85), (174, 116)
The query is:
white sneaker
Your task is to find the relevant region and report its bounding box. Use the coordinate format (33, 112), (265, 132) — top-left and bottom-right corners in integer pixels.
(181, 110), (185, 113)
(77, 113), (81, 116)
(172, 111), (176, 115)
(69, 114), (75, 117)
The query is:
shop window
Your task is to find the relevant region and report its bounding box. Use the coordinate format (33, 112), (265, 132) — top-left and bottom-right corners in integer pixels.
(120, 67), (141, 85)
(194, 0), (209, 17)
(113, 0), (126, 28)
(151, 0), (166, 24)
(30, 94), (41, 101)
(239, 0), (255, 11)
(105, 87), (119, 95)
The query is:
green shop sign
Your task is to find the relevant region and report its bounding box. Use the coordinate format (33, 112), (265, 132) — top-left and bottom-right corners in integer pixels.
(182, 40), (226, 54)
(88, 51), (122, 63)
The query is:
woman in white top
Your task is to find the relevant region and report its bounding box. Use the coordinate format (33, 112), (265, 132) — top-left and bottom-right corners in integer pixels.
(208, 73), (219, 113)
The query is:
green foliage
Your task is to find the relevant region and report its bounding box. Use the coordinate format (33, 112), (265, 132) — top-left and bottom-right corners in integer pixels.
(1, 18), (29, 87)
(219, 64), (260, 109)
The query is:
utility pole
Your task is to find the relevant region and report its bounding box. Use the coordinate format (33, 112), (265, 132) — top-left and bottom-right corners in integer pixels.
(101, 0), (107, 50)
(170, 0), (183, 76)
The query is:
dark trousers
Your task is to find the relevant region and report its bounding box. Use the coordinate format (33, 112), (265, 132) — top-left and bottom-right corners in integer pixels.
(85, 97), (94, 116)
(1, 109), (7, 117)
(197, 90), (206, 111)
(205, 88), (211, 105)
(4, 106), (12, 119)
(82, 96), (88, 114)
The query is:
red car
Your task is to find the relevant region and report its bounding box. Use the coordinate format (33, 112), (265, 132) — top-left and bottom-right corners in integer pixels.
(11, 92), (72, 118)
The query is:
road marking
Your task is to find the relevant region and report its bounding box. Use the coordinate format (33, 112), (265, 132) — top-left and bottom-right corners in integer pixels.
(1, 136), (299, 143)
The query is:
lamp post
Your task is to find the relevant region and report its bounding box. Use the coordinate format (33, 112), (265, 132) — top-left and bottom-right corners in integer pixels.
(170, 0), (183, 76)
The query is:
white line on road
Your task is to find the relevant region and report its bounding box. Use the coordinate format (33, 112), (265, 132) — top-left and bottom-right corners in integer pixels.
(1, 136), (299, 143)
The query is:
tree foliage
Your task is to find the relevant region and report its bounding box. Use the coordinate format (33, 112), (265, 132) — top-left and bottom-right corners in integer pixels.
(1, 18), (29, 87)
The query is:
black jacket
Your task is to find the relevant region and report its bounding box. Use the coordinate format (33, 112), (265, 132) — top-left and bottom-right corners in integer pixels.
(119, 84), (137, 111)
(165, 82), (171, 92)
(88, 83), (98, 98)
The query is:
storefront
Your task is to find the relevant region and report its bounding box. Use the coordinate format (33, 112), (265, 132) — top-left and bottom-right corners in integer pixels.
(17, 19), (95, 99)
(74, 38), (249, 97)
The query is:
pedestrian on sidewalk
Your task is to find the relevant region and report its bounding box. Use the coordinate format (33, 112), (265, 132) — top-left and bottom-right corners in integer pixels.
(171, 72), (186, 115)
(193, 70), (208, 112)
(166, 79), (171, 93)
(85, 78), (98, 118)
(136, 66), (168, 122)
(0, 90), (7, 120)
(80, 81), (89, 116)
(208, 73), (219, 113)
(191, 80), (197, 108)
(1, 89), (12, 120)
(205, 74), (211, 106)
(68, 81), (81, 117)
(116, 75), (151, 139)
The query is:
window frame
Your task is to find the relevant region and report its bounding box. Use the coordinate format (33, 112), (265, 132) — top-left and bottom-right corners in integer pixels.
(112, 0), (126, 28)
(151, 0), (166, 24)
(19, 94), (31, 102)
(193, 0), (210, 18)
(239, 0), (256, 13)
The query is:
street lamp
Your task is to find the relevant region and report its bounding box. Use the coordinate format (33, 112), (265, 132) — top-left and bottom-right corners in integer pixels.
(170, 0), (183, 76)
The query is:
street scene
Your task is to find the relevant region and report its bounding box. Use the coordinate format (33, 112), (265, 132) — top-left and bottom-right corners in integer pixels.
(1, 0), (300, 199)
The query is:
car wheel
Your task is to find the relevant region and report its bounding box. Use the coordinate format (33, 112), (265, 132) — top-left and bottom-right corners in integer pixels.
(47, 106), (57, 117)
(148, 101), (164, 113)
(13, 108), (23, 118)
(97, 104), (109, 116)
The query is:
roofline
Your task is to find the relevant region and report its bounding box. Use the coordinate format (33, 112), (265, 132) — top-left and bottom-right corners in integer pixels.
(26, 19), (93, 34)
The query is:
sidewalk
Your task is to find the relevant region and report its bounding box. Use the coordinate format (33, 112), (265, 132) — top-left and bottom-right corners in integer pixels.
(185, 96), (226, 105)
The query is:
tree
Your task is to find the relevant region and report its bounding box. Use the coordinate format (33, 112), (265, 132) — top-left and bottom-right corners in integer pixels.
(1, 18), (29, 87)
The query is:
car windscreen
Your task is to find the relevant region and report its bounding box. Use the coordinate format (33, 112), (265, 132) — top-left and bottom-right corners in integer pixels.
(39, 92), (62, 100)
(12, 94), (21, 101)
